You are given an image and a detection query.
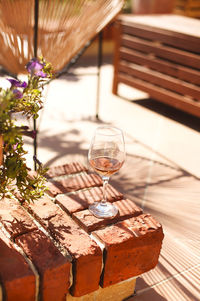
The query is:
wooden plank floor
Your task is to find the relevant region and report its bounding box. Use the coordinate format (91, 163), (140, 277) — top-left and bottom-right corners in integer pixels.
(1, 56), (200, 301)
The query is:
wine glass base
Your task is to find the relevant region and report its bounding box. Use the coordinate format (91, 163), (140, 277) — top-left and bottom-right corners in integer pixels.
(89, 202), (119, 219)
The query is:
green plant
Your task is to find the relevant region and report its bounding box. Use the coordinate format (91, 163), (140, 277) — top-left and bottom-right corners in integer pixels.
(0, 58), (53, 202)
(123, 0), (132, 13)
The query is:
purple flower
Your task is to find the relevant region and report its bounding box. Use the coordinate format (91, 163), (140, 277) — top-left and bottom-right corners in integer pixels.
(13, 143), (18, 150)
(7, 78), (27, 88)
(35, 70), (47, 78)
(13, 89), (23, 99)
(26, 58), (47, 78)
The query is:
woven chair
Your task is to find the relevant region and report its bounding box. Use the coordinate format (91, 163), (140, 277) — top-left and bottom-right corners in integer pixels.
(0, 0), (124, 75)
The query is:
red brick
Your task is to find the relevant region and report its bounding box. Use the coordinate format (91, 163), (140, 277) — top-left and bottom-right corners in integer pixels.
(45, 162), (88, 179)
(25, 195), (103, 297)
(55, 184), (123, 214)
(93, 213), (164, 287)
(16, 229), (71, 301)
(0, 229), (36, 301)
(24, 195), (57, 221)
(0, 198), (37, 239)
(73, 199), (143, 232)
(46, 173), (103, 197)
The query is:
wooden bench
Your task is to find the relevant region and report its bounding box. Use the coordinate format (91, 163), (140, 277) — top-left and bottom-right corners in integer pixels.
(174, 0), (200, 18)
(112, 14), (200, 117)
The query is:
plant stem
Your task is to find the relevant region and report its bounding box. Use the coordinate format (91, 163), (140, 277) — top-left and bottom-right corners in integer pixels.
(0, 135), (3, 166)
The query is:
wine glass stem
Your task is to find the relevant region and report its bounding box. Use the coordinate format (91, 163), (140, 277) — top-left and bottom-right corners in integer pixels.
(102, 176), (109, 204)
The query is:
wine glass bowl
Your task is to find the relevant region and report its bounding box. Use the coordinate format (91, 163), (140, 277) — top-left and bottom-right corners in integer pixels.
(88, 126), (125, 218)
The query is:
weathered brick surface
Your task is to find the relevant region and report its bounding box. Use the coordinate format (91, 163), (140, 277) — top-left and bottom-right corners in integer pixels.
(46, 173), (103, 197)
(0, 161), (164, 299)
(16, 229), (71, 301)
(73, 199), (143, 232)
(56, 184), (123, 214)
(25, 195), (103, 297)
(0, 229), (36, 301)
(0, 198), (37, 239)
(93, 213), (164, 287)
(45, 162), (88, 179)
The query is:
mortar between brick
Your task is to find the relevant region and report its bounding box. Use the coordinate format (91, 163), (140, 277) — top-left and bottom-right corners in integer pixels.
(32, 198), (79, 290)
(46, 196), (107, 290)
(16, 229), (72, 301)
(54, 186), (102, 198)
(23, 195), (103, 296)
(0, 196), (73, 299)
(23, 199), (73, 262)
(13, 241), (40, 301)
(45, 162), (88, 179)
(22, 199), (74, 290)
(90, 234), (105, 251)
(46, 173), (103, 197)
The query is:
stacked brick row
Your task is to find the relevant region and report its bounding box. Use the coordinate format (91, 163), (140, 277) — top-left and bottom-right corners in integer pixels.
(0, 162), (164, 301)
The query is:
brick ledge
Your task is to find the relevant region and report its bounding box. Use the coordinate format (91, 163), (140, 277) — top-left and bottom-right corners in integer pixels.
(0, 161), (164, 300)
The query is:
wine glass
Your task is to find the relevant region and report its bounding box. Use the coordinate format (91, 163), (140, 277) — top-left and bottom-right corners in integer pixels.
(88, 126), (125, 218)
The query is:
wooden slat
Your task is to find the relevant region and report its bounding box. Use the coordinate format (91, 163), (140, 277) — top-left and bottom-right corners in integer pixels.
(173, 8), (187, 15)
(117, 73), (200, 118)
(174, 0), (200, 17)
(121, 23), (199, 54)
(112, 15), (200, 118)
(118, 61), (200, 100)
(119, 14), (200, 38)
(187, 2), (200, 8)
(175, 0), (187, 7)
(119, 14), (200, 53)
(121, 35), (200, 70)
(186, 10), (200, 17)
(175, 0), (200, 8)
(188, 0), (200, 4)
(121, 23), (200, 54)
(119, 47), (200, 86)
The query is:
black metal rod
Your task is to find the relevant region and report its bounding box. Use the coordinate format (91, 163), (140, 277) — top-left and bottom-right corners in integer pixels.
(96, 31), (103, 119)
(33, 0), (39, 170)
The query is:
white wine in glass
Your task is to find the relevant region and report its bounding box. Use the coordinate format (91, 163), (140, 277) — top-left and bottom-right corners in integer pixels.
(88, 126), (125, 218)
